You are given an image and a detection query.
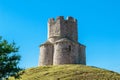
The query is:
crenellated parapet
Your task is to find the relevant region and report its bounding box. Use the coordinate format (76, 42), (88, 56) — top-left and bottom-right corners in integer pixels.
(48, 16), (77, 26)
(48, 16), (78, 42)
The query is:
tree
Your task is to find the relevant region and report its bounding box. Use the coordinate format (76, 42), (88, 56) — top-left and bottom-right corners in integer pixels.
(0, 36), (23, 80)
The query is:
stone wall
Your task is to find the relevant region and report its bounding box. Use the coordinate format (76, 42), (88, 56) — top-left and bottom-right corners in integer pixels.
(53, 39), (73, 65)
(48, 16), (78, 42)
(78, 44), (86, 64)
(39, 42), (53, 66)
(39, 16), (86, 66)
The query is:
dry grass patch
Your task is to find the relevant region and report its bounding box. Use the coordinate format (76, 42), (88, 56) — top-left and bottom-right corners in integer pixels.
(9, 64), (120, 80)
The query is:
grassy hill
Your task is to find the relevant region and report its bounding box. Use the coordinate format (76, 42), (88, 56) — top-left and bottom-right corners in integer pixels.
(9, 64), (120, 80)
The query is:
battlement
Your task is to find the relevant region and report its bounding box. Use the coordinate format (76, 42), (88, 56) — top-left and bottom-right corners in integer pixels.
(48, 16), (78, 42)
(48, 16), (77, 26)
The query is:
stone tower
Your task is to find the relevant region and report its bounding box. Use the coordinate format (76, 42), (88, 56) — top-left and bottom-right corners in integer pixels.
(39, 16), (86, 66)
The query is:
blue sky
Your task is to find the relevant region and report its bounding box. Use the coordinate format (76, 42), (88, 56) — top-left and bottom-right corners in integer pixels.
(0, 0), (120, 72)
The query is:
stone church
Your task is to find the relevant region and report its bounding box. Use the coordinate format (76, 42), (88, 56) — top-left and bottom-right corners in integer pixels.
(39, 16), (86, 66)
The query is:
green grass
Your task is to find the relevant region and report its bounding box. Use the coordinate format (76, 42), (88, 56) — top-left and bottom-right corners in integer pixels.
(9, 64), (120, 80)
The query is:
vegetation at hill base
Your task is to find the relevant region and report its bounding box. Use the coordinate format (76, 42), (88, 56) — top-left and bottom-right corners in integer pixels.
(0, 36), (23, 80)
(9, 64), (120, 80)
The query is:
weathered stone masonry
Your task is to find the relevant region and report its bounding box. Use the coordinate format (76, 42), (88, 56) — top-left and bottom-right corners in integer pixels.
(39, 16), (86, 66)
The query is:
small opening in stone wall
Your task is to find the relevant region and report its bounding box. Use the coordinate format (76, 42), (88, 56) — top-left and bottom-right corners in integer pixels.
(69, 45), (71, 51)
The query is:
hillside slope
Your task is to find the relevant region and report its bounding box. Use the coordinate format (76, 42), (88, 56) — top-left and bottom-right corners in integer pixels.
(9, 65), (120, 80)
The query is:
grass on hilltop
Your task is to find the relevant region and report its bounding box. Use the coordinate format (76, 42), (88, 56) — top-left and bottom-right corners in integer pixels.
(9, 64), (120, 80)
